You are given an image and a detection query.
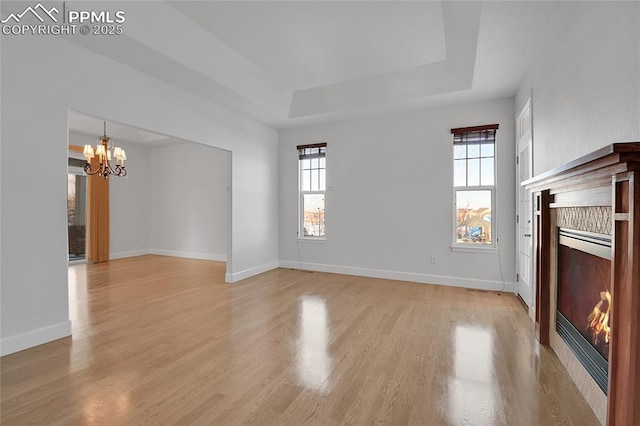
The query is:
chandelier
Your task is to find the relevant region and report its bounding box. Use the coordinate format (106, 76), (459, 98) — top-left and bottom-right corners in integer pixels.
(82, 122), (127, 179)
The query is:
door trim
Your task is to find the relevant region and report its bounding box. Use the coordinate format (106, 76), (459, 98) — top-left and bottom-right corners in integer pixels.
(516, 97), (534, 314)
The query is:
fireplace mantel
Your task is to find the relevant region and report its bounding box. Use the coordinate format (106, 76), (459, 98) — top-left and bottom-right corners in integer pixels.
(524, 142), (640, 425)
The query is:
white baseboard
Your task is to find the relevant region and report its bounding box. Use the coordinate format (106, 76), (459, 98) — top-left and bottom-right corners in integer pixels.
(225, 261), (279, 283)
(529, 306), (536, 321)
(278, 260), (515, 292)
(149, 249), (226, 262)
(109, 249), (226, 262)
(110, 249), (151, 260)
(1, 321), (72, 356)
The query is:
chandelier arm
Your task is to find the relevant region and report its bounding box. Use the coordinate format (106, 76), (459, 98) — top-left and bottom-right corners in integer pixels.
(113, 164), (127, 177)
(84, 162), (103, 176)
(104, 160), (116, 175)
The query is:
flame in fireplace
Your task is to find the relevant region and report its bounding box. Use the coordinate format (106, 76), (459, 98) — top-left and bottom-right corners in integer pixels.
(587, 290), (611, 346)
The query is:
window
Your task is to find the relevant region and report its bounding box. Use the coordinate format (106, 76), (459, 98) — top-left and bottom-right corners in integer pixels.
(452, 124), (498, 247)
(298, 143), (326, 238)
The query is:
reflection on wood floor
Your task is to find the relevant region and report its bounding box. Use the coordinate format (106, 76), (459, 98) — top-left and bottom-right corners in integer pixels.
(1, 255), (598, 425)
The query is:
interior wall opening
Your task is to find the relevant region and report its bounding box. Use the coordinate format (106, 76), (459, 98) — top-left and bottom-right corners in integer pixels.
(67, 110), (232, 325)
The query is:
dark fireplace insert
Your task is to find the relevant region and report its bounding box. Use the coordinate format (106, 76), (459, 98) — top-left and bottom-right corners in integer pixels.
(556, 228), (611, 393)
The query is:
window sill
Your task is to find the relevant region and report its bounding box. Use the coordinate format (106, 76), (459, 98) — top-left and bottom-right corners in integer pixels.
(297, 237), (327, 244)
(450, 245), (498, 254)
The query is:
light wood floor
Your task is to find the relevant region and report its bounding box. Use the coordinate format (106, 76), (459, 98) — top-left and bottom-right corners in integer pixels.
(1, 255), (598, 425)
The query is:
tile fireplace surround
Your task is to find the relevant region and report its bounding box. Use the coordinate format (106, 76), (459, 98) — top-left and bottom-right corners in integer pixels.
(524, 143), (640, 425)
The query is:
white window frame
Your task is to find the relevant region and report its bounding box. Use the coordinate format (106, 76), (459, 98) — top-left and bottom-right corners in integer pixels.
(298, 143), (326, 240)
(451, 125), (498, 251)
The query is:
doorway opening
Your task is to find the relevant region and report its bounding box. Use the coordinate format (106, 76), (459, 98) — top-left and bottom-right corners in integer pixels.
(67, 110), (232, 268)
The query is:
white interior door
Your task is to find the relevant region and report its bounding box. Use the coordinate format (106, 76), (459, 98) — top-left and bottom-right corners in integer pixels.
(516, 99), (533, 307)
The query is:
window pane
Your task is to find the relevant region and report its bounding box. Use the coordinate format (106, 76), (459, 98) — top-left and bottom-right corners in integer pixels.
(454, 145), (466, 160)
(303, 194), (325, 237)
(311, 158), (318, 169)
(467, 144), (480, 158)
(456, 190), (492, 245)
(481, 158), (494, 185)
(481, 144), (494, 157)
(454, 159), (466, 186)
(302, 159), (310, 170)
(319, 169), (326, 191)
(319, 157), (326, 169)
(468, 158), (480, 186)
(302, 170), (311, 191)
(311, 169), (319, 191)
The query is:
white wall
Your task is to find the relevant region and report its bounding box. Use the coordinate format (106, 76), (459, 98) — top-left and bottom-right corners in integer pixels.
(108, 143), (151, 258)
(149, 143), (229, 261)
(516, 2), (640, 175)
(1, 35), (278, 355)
(279, 98), (516, 291)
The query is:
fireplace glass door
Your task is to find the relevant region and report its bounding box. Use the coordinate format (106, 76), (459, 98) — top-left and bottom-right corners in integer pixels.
(557, 229), (611, 393)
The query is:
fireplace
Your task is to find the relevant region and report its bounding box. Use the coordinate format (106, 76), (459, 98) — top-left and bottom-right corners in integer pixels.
(524, 142), (640, 425)
(556, 229), (611, 393)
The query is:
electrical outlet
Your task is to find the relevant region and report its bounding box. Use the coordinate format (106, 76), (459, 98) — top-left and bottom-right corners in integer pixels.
(430, 256), (437, 265)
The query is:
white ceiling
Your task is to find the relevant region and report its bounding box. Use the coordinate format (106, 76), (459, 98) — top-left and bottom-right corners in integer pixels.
(64, 1), (580, 129)
(169, 2), (447, 91)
